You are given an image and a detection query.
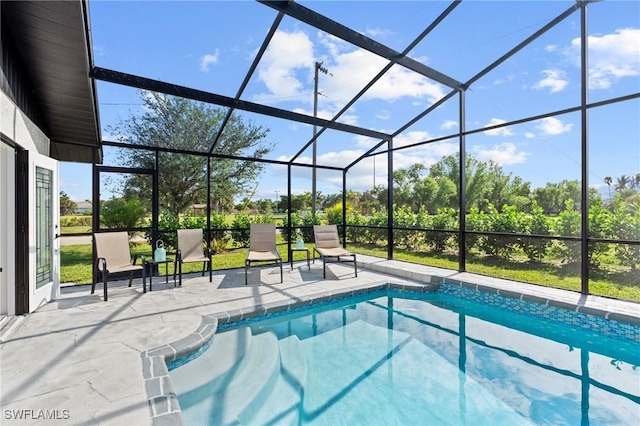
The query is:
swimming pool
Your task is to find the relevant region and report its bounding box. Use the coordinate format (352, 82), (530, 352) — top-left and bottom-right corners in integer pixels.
(168, 286), (640, 425)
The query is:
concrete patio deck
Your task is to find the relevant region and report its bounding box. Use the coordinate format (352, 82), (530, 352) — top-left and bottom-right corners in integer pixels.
(1, 255), (638, 425)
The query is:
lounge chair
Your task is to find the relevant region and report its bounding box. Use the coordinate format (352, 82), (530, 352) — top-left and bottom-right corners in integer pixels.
(93, 231), (144, 301)
(245, 223), (283, 285)
(313, 225), (357, 278)
(174, 229), (213, 286)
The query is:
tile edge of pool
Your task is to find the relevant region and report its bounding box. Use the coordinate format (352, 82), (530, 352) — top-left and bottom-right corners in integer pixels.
(142, 277), (639, 426)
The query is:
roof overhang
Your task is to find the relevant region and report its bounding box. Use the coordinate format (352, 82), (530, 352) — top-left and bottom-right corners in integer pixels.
(2, 0), (101, 163)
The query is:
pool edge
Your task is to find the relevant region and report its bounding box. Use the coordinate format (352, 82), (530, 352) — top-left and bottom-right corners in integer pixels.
(141, 267), (639, 426)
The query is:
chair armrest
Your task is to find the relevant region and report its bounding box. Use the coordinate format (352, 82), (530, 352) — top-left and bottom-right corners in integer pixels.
(176, 249), (182, 262)
(203, 239), (213, 257)
(96, 257), (107, 272)
(133, 254), (144, 265)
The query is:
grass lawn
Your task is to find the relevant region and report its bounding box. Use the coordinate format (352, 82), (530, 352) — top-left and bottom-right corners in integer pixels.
(60, 239), (313, 285)
(61, 239), (639, 302)
(349, 243), (640, 302)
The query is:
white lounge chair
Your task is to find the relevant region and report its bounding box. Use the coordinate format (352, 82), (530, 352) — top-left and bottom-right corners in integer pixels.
(93, 231), (144, 301)
(245, 223), (283, 285)
(313, 225), (357, 279)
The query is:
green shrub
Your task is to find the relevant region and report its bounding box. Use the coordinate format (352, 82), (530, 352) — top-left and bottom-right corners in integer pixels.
(610, 198), (640, 270)
(465, 207), (488, 254)
(101, 197), (146, 229)
(347, 211), (368, 243)
(60, 216), (92, 227)
(280, 211), (303, 243)
(301, 213), (321, 243)
(367, 209), (388, 245)
(518, 201), (552, 262)
(231, 213), (252, 248)
(208, 212), (230, 254)
(429, 208), (458, 252)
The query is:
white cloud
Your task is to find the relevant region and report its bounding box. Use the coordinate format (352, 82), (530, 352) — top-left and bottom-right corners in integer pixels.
(200, 50), (220, 73)
(271, 132), (458, 191)
(536, 117), (573, 135)
(568, 28), (640, 89)
(394, 130), (432, 148)
(533, 69), (568, 93)
(253, 30), (446, 109)
(376, 110), (391, 120)
(366, 27), (393, 38)
(254, 30), (314, 103)
(472, 143), (529, 166)
(492, 74), (515, 86)
(524, 132), (536, 139)
(483, 118), (514, 136)
(440, 120), (457, 131)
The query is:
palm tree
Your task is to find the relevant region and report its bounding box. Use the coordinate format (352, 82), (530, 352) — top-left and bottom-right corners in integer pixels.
(631, 173), (640, 192)
(615, 175), (630, 192)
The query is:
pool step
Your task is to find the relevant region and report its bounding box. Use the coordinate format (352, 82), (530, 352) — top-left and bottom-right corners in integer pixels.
(298, 320), (412, 418)
(174, 328), (280, 425)
(241, 335), (307, 425)
(170, 327), (253, 400)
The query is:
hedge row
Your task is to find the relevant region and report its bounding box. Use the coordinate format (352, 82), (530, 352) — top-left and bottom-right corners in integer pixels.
(340, 198), (639, 269)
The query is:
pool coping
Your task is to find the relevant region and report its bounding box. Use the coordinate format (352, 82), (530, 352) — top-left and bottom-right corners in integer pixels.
(142, 272), (639, 425)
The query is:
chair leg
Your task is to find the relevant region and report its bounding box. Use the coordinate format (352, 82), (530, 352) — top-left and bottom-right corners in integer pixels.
(353, 254), (357, 277)
(279, 260), (283, 283)
(91, 265), (98, 295)
(323, 257), (326, 279)
(128, 271), (134, 287)
(208, 257), (213, 282)
(245, 261), (249, 285)
(201, 261), (206, 277)
(103, 273), (108, 302)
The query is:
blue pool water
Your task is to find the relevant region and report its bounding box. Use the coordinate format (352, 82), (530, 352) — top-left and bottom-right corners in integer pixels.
(169, 286), (640, 425)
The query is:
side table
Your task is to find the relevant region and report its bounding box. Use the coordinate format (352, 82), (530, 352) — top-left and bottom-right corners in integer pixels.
(290, 247), (310, 270)
(143, 257), (174, 291)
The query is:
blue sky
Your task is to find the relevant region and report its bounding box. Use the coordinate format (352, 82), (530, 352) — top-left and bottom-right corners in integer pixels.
(61, 0), (640, 204)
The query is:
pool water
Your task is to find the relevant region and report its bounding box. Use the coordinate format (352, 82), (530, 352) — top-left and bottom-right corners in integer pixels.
(169, 288), (640, 425)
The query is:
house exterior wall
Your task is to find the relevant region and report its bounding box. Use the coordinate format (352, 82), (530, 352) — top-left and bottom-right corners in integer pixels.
(1, 89), (60, 315)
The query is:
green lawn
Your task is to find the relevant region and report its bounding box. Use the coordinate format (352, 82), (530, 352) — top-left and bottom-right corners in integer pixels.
(61, 239), (313, 285)
(61, 239), (640, 302)
(349, 243), (640, 302)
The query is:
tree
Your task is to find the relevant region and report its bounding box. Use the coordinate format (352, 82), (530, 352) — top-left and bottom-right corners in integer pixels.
(109, 91), (273, 216)
(60, 191), (77, 215)
(616, 175), (630, 192)
(533, 180), (581, 214)
(100, 197), (146, 229)
(428, 154), (493, 212)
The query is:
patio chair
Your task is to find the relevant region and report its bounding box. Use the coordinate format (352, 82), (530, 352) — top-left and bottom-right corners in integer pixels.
(245, 223), (283, 285)
(93, 231), (144, 301)
(175, 229), (213, 286)
(313, 225), (357, 279)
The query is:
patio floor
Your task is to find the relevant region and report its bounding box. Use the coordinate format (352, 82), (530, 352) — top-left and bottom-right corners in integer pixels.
(1, 255), (638, 425)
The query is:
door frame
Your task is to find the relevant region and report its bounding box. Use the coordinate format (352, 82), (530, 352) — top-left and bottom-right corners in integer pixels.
(29, 153), (59, 312)
(92, 164), (158, 283)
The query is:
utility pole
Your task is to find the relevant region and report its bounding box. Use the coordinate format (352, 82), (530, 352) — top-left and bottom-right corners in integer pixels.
(312, 61), (330, 216)
(274, 190), (280, 214)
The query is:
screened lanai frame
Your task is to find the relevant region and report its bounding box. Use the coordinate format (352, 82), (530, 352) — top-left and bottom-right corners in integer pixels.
(89, 0), (639, 297)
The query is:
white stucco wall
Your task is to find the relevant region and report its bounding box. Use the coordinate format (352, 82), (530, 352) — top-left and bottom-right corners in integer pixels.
(1, 89), (60, 314)
(1, 91), (50, 155)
